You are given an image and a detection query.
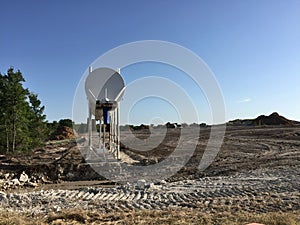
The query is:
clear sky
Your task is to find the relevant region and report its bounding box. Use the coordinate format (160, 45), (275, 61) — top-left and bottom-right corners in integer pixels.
(1, 0), (300, 124)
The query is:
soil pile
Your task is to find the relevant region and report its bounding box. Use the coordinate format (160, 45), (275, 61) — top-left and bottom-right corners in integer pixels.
(130, 124), (150, 131)
(252, 112), (293, 126)
(228, 112), (297, 126)
(50, 126), (78, 140)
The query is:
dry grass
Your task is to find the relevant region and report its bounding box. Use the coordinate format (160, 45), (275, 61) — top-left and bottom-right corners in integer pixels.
(0, 209), (299, 225)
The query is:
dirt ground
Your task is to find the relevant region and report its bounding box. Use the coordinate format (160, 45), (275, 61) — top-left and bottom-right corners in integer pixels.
(0, 125), (299, 223)
(121, 125), (300, 179)
(0, 125), (299, 189)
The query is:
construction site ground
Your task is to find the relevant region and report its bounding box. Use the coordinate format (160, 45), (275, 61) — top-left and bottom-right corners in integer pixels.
(0, 125), (299, 224)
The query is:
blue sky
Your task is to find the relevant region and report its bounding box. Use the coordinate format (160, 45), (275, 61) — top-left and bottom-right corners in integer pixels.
(1, 0), (300, 124)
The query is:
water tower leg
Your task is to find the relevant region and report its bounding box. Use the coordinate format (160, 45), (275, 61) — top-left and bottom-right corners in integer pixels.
(117, 104), (120, 159)
(109, 111), (112, 153)
(88, 107), (92, 149)
(103, 124), (106, 148)
(99, 119), (102, 149)
(113, 109), (116, 157)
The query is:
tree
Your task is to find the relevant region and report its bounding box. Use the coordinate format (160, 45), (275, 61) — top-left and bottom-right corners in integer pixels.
(58, 119), (73, 128)
(0, 68), (28, 152)
(28, 93), (48, 147)
(0, 68), (47, 153)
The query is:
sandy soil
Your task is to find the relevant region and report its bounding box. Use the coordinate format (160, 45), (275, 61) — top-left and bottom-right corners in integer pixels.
(0, 125), (299, 218)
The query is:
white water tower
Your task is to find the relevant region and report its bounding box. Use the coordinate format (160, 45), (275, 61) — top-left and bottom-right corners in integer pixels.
(85, 67), (125, 159)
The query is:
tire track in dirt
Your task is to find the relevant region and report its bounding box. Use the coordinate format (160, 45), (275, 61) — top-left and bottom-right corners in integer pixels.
(1, 169), (299, 214)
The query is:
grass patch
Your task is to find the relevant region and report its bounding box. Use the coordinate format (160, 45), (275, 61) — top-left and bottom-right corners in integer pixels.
(0, 209), (299, 225)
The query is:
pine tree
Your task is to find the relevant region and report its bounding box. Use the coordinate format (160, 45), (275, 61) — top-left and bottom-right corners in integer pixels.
(28, 93), (47, 147)
(0, 68), (47, 153)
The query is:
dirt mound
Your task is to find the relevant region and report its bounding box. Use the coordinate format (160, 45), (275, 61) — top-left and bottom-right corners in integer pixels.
(228, 112), (296, 126)
(50, 126), (78, 140)
(130, 124), (150, 131)
(252, 112), (293, 126)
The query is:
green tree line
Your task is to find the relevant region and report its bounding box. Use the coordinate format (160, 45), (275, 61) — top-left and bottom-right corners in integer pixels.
(0, 68), (48, 153)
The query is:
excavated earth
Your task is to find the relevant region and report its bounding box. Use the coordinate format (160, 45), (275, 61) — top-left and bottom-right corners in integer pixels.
(0, 126), (299, 216)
